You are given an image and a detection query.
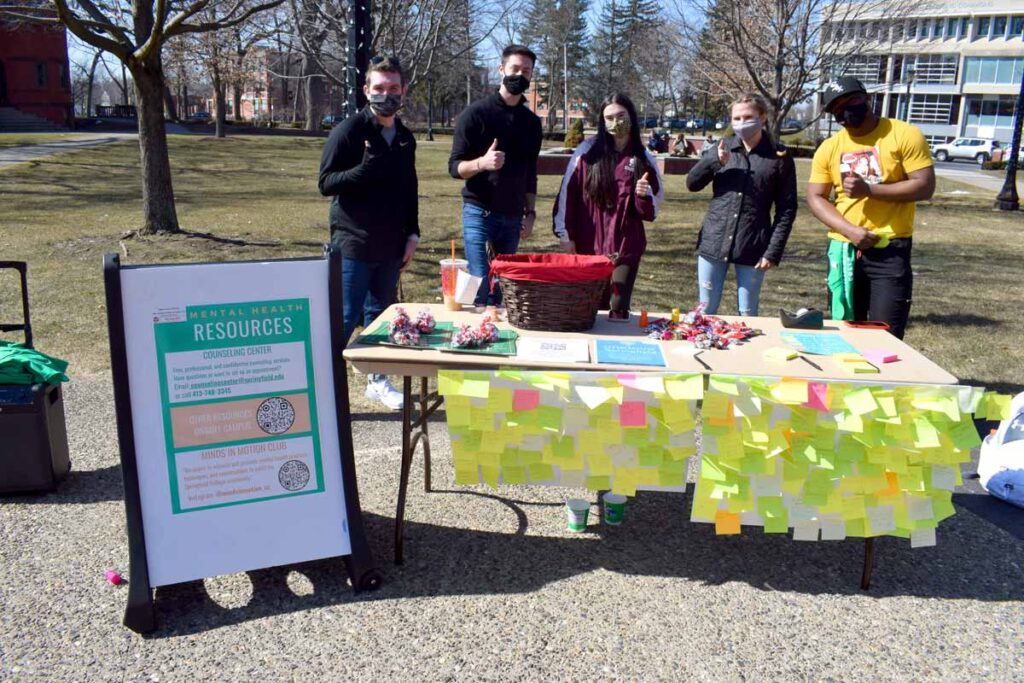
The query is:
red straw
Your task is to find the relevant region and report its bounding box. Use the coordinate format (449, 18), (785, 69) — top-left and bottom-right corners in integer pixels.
(451, 239), (455, 261)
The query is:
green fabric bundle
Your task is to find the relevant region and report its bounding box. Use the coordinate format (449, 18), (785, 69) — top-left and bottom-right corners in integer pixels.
(0, 340), (69, 385)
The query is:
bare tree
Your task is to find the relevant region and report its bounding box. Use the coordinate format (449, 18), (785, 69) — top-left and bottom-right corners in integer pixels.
(1, 0), (284, 233)
(674, 0), (917, 138)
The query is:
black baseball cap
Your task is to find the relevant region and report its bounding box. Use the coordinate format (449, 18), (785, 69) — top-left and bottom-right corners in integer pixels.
(821, 76), (868, 113)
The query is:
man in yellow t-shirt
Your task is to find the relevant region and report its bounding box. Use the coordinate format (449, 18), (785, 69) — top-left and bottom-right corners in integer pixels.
(808, 77), (935, 339)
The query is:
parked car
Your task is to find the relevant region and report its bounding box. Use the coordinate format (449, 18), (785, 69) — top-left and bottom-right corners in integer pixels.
(188, 111), (210, 121)
(932, 137), (1001, 164)
(322, 114), (346, 128)
(641, 116), (659, 128)
(661, 117), (685, 130)
(686, 117), (706, 130)
(714, 120), (728, 130)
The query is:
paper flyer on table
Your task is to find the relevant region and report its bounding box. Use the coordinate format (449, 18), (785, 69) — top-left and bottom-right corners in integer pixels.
(516, 337), (591, 363)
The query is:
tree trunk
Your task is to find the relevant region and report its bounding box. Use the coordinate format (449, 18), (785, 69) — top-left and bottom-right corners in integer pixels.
(303, 68), (325, 132)
(86, 51), (101, 117)
(213, 71), (227, 138)
(232, 85), (243, 122)
(131, 62), (180, 234)
(163, 85), (177, 121)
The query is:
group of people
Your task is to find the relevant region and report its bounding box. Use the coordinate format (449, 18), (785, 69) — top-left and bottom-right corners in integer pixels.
(318, 45), (935, 409)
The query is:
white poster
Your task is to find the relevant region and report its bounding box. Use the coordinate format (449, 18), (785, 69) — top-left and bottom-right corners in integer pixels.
(120, 259), (350, 586)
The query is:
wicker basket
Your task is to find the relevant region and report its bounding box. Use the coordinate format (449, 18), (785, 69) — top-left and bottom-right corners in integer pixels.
(491, 253), (614, 332)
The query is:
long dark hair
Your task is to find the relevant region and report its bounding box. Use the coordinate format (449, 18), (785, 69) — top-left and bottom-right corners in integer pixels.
(584, 92), (649, 207)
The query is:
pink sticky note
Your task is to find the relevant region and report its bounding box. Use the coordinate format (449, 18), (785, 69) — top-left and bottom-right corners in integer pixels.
(863, 349), (898, 364)
(805, 382), (829, 412)
(619, 401), (647, 427)
(512, 389), (540, 411)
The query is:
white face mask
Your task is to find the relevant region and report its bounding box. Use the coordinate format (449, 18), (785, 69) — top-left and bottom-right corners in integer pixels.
(732, 118), (763, 141)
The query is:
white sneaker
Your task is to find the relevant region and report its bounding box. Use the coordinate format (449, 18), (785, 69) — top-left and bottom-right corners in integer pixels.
(365, 376), (404, 410)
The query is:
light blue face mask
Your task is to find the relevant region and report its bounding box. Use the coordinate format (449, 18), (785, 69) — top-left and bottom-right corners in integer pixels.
(732, 118), (763, 141)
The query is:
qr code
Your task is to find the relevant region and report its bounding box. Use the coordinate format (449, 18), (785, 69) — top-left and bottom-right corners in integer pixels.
(256, 396), (296, 435)
(278, 460), (310, 491)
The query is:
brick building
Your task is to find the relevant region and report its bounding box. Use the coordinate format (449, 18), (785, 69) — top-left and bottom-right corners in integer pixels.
(0, 18), (74, 128)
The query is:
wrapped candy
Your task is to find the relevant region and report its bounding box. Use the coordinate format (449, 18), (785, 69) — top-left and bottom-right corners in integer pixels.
(388, 306), (412, 336)
(415, 309), (436, 334)
(645, 303), (760, 349)
(451, 323), (480, 348)
(477, 316), (500, 343)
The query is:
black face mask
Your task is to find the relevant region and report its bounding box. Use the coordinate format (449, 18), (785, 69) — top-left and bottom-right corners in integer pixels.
(368, 93), (402, 117)
(502, 74), (530, 96)
(835, 102), (869, 128)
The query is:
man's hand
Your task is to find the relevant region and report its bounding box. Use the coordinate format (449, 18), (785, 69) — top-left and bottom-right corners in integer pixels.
(842, 173), (872, 199)
(717, 138), (729, 165)
(636, 172), (651, 197)
(845, 226), (880, 250)
(478, 139), (505, 172)
(754, 257), (776, 270)
(400, 236), (418, 272)
(521, 212), (535, 240)
(560, 239), (576, 253)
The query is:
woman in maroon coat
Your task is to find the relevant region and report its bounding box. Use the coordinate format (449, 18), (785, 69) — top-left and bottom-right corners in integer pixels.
(553, 93), (664, 321)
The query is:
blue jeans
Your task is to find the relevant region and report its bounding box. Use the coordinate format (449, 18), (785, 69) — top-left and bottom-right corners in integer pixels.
(342, 257), (403, 345)
(697, 256), (765, 316)
(462, 203), (522, 306)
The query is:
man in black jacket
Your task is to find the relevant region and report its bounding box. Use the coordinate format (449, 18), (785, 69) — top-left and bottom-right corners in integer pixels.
(319, 56), (418, 410)
(448, 44), (543, 309)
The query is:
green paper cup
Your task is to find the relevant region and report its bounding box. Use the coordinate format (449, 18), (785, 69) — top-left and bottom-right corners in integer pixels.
(565, 498), (590, 532)
(603, 493), (627, 525)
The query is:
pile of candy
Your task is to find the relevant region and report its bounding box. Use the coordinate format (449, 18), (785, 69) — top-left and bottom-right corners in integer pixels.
(645, 303), (761, 349)
(388, 307), (436, 346)
(451, 316), (500, 349)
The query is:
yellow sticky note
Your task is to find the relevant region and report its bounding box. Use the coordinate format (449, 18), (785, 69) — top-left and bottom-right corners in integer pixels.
(503, 465), (527, 485)
(487, 387), (513, 414)
(844, 387), (879, 416)
(454, 464), (479, 485)
(528, 462), (554, 482)
(445, 395), (471, 426)
(771, 379), (809, 404)
(470, 406), (496, 432)
(585, 474), (611, 491)
(462, 378), (490, 399)
(665, 374), (704, 400)
(764, 347), (798, 362)
(612, 468), (638, 496)
(703, 394), (732, 420)
(588, 452), (613, 477)
(714, 510), (741, 535)
(691, 493), (719, 520)
(842, 495), (866, 520)
(437, 370), (465, 396)
(709, 376), (741, 396)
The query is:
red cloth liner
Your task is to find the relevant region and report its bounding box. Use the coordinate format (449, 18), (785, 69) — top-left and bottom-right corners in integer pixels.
(489, 253), (615, 284)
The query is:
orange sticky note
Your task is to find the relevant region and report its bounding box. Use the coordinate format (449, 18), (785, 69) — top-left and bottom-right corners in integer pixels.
(714, 510), (741, 535)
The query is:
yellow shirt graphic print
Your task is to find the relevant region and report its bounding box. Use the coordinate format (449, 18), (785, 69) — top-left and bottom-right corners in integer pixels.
(810, 118), (933, 241)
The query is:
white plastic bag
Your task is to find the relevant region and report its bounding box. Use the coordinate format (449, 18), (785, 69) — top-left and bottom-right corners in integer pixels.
(978, 392), (1024, 508)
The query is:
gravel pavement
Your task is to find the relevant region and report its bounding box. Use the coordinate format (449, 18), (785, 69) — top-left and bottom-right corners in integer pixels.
(1, 374), (1022, 682)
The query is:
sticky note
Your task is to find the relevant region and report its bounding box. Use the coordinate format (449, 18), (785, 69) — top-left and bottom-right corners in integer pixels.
(665, 374), (704, 400)
(619, 401), (647, 427)
(703, 394), (732, 420)
(910, 527), (937, 548)
(866, 505), (896, 534)
(537, 406), (562, 432)
(587, 452), (613, 477)
(805, 382), (830, 412)
(528, 462), (554, 482)
(842, 495), (866, 520)
(462, 378), (490, 399)
(503, 465), (527, 485)
(863, 349), (898, 364)
(931, 465), (957, 491)
(701, 458), (728, 482)
(820, 516), (847, 541)
(764, 347), (798, 362)
(844, 387), (879, 416)
(512, 389), (540, 411)
(585, 474), (611, 490)
(905, 495), (934, 521)
(709, 376), (741, 396)
(445, 396), (471, 426)
(611, 468), (637, 496)
(454, 464), (479, 485)
(793, 521), (819, 541)
(714, 510), (741, 535)
(575, 385), (611, 409)
(559, 469), (585, 488)
(658, 460), (686, 488)
(771, 378), (809, 404)
(437, 370), (464, 396)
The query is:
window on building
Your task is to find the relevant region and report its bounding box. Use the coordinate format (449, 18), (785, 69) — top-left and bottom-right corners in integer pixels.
(842, 55), (887, 85)
(993, 16), (1007, 38)
(964, 57), (1024, 85)
(907, 20), (917, 39)
(891, 21), (904, 41)
(905, 54), (959, 84)
(977, 16), (991, 39)
(945, 17), (957, 39)
(918, 19), (929, 40)
(931, 18), (943, 39)
(909, 94), (957, 124)
(1012, 16), (1024, 38)
(35, 63), (47, 88)
(960, 17), (970, 38)
(966, 96), (1017, 129)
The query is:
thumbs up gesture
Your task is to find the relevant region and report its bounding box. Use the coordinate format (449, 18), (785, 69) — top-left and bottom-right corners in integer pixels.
(636, 171), (652, 197)
(717, 138), (730, 165)
(478, 138), (506, 171)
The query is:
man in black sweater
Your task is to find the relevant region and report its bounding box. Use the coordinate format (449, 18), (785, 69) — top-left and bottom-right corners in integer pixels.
(319, 56), (418, 410)
(448, 44), (543, 309)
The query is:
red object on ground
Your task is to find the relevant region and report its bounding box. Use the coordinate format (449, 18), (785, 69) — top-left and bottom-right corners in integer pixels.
(104, 570), (123, 585)
(490, 253), (615, 284)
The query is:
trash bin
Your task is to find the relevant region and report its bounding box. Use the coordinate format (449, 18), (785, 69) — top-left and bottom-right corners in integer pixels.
(0, 261), (70, 494)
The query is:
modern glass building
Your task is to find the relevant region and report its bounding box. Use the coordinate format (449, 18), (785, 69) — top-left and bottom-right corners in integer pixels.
(817, 0), (1024, 146)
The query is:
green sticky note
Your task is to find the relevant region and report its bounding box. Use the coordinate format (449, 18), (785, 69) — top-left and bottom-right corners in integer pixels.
(461, 431), (482, 452)
(624, 428), (650, 447)
(740, 454), (768, 475)
(709, 375), (740, 396)
(949, 421), (982, 450)
(703, 393), (732, 420)
(639, 445), (664, 467)
(551, 434), (575, 459)
(700, 458), (728, 482)
(528, 462), (554, 482)
(503, 464), (527, 485)
(537, 405), (562, 432)
(913, 417), (941, 449)
(586, 474), (611, 491)
(480, 464), (500, 488)
(666, 374), (704, 400)
(659, 460), (686, 487)
(844, 387), (879, 416)
(519, 450), (542, 466)
(470, 406), (496, 432)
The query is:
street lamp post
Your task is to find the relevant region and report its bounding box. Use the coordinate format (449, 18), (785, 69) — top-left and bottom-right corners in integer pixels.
(903, 66), (916, 122)
(995, 65), (1024, 210)
(427, 74), (434, 142)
